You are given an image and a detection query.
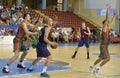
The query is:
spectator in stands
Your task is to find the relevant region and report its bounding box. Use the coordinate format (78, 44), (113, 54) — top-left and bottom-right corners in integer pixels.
(59, 31), (65, 43)
(11, 12), (19, 25)
(110, 29), (117, 37)
(0, 28), (4, 36)
(17, 12), (24, 25)
(0, 3), (3, 14)
(71, 26), (75, 34)
(68, 32), (74, 43)
(118, 33), (120, 37)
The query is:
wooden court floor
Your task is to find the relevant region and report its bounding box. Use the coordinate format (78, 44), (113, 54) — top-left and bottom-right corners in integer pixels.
(0, 44), (120, 78)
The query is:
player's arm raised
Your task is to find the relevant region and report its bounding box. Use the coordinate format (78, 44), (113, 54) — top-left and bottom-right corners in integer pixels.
(109, 10), (116, 28)
(103, 4), (111, 32)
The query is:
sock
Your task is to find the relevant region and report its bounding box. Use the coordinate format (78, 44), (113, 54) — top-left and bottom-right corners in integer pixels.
(20, 59), (23, 63)
(87, 52), (89, 56)
(42, 66), (47, 73)
(29, 66), (33, 69)
(87, 52), (90, 59)
(5, 64), (9, 68)
(97, 65), (101, 70)
(73, 51), (77, 56)
(19, 60), (24, 65)
(91, 64), (94, 67)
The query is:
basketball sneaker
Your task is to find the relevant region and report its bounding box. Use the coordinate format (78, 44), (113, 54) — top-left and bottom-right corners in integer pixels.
(2, 67), (9, 73)
(17, 64), (26, 69)
(71, 55), (76, 59)
(26, 68), (34, 71)
(89, 66), (94, 72)
(40, 72), (50, 77)
(93, 67), (99, 77)
(71, 51), (77, 59)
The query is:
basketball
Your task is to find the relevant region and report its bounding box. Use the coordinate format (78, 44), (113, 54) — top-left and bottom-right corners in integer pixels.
(50, 43), (58, 49)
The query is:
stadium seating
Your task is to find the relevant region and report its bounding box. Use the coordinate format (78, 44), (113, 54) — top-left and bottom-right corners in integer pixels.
(40, 9), (97, 29)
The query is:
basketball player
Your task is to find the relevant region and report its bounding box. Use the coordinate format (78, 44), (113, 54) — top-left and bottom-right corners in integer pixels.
(89, 4), (116, 77)
(2, 13), (38, 73)
(27, 18), (57, 77)
(71, 22), (91, 59)
(29, 17), (44, 49)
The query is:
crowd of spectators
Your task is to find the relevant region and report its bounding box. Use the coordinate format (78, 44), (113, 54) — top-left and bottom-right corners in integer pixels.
(0, 3), (45, 36)
(0, 3), (119, 43)
(90, 28), (120, 43)
(50, 27), (79, 43)
(0, 3), (80, 43)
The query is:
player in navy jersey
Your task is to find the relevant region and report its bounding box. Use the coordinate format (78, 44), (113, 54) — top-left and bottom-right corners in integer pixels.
(27, 18), (57, 77)
(71, 22), (91, 59)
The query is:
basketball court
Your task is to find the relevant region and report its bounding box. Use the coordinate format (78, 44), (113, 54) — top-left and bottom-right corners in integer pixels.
(0, 43), (120, 78)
